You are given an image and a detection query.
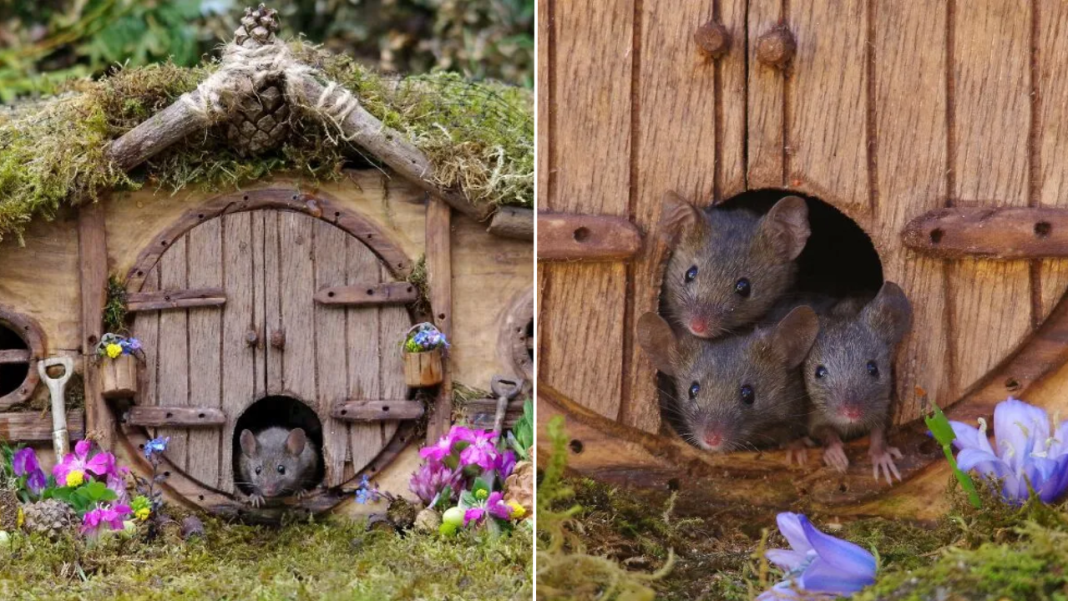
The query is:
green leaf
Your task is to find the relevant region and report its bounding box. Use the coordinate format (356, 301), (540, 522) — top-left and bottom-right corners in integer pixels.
(924, 403), (957, 446)
(925, 404), (982, 509)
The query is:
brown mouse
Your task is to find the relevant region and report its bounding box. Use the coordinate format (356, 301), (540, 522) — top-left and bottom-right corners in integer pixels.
(659, 192), (810, 339)
(801, 282), (913, 483)
(238, 427), (319, 507)
(637, 306), (820, 452)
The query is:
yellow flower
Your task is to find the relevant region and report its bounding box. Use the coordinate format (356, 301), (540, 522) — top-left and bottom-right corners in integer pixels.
(506, 501), (525, 519)
(106, 344), (123, 359)
(475, 489), (488, 501)
(66, 470), (85, 487)
(135, 507), (151, 522)
(16, 507), (23, 528)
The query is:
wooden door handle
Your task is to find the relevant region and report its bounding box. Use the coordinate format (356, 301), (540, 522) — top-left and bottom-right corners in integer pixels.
(270, 328), (286, 350)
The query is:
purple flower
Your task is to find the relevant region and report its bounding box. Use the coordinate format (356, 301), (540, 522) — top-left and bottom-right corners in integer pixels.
(463, 506), (486, 526)
(106, 467), (130, 505)
(758, 513), (876, 600)
(144, 437), (169, 460)
(496, 450), (516, 479)
(122, 338), (142, 352)
(81, 504), (132, 537)
(12, 447), (39, 477)
(409, 463), (463, 505)
(463, 492), (512, 526)
(26, 470), (46, 496)
(53, 440), (117, 487)
(949, 396), (1068, 504)
(459, 430), (498, 472)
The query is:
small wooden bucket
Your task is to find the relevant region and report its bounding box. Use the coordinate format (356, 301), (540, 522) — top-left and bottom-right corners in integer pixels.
(404, 348), (443, 387)
(100, 354), (138, 399)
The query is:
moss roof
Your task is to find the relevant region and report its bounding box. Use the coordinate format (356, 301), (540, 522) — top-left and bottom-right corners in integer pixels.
(0, 41), (533, 243)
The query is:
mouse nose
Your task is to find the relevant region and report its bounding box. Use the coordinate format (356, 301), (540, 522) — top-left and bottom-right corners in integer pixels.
(703, 431), (723, 449)
(689, 317), (708, 336)
(839, 404), (862, 421)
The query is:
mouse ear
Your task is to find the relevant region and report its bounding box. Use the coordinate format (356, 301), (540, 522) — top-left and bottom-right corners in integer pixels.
(758, 196), (810, 261)
(862, 281), (913, 346)
(659, 191), (706, 246)
(285, 428), (307, 456)
(637, 312), (679, 376)
(240, 429), (257, 457)
(769, 306), (820, 368)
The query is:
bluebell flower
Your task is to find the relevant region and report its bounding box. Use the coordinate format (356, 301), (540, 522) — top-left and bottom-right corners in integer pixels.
(758, 513), (877, 600)
(144, 437), (170, 459)
(355, 488), (371, 504)
(355, 474), (377, 504)
(949, 396), (1068, 504)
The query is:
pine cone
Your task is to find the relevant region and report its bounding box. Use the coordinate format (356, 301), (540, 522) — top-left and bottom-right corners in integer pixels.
(503, 460), (533, 519)
(386, 498), (418, 532)
(22, 499), (76, 538)
(0, 487), (18, 531)
(227, 4), (290, 155)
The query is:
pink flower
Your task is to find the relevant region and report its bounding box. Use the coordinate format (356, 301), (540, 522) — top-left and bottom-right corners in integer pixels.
(459, 430), (498, 471)
(419, 436), (456, 464)
(53, 440), (118, 487)
(463, 506), (486, 526)
(106, 467), (130, 505)
(496, 450), (516, 479)
(81, 504), (132, 536)
(463, 492), (512, 526)
(409, 463), (464, 505)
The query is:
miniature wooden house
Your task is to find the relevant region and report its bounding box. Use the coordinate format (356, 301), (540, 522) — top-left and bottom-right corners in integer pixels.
(0, 7), (533, 518)
(536, 0), (1068, 518)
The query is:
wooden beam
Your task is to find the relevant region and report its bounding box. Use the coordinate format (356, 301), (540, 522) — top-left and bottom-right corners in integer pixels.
(0, 350), (30, 365)
(126, 288), (227, 312)
(537, 213), (643, 261)
(902, 207), (1068, 259)
(425, 198), (453, 444)
(105, 92), (213, 172)
(462, 397), (527, 430)
(314, 282), (419, 306)
(125, 406), (226, 428)
(331, 400), (425, 421)
(487, 207), (534, 241)
(0, 410), (85, 443)
(78, 203), (113, 450)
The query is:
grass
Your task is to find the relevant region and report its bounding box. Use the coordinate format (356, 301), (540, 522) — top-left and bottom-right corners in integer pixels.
(0, 513), (532, 600)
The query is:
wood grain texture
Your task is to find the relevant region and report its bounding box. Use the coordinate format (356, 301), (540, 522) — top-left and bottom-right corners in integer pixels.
(264, 211), (283, 394)
(903, 207), (1068, 259)
(787, 0), (869, 219)
(313, 220), (350, 486)
(332, 400), (424, 421)
(78, 203), (112, 448)
(425, 198), (453, 444)
(220, 212), (257, 493)
(487, 207), (534, 241)
(536, 213), (642, 261)
(157, 237), (189, 469)
(314, 282), (418, 306)
(0, 410), (85, 442)
(872, 0), (951, 424)
(126, 288), (226, 312)
(186, 219), (223, 490)
(377, 262), (410, 465)
(345, 231), (385, 476)
(949, 0), (1033, 393)
(747, 0), (785, 188)
(0, 350), (30, 365)
(462, 397), (526, 430)
(1036, 1), (1068, 320)
(126, 406), (225, 428)
(539, 0), (631, 421)
(133, 265), (160, 433)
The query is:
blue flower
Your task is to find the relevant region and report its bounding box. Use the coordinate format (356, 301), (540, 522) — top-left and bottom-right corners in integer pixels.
(355, 474), (377, 504)
(144, 437), (170, 459)
(949, 396), (1068, 504)
(758, 513), (876, 600)
(355, 488), (371, 504)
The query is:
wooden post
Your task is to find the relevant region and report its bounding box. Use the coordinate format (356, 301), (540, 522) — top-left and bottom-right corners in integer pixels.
(425, 197), (453, 444)
(78, 203), (114, 450)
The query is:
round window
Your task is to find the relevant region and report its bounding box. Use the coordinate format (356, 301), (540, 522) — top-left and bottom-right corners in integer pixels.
(0, 306), (45, 409)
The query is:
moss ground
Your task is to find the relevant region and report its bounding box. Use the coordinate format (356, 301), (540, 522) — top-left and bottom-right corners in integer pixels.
(0, 513), (532, 600)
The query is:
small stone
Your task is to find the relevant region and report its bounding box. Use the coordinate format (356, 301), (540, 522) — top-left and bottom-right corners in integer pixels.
(414, 508), (441, 533)
(181, 516), (205, 540)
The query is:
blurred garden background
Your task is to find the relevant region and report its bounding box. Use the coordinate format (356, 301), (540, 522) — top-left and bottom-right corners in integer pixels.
(0, 0), (534, 102)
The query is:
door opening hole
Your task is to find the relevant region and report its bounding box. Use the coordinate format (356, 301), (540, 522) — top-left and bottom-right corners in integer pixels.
(232, 395), (326, 497)
(0, 320), (31, 398)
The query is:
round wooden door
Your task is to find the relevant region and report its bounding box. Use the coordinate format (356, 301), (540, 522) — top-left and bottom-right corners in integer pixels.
(122, 190), (414, 509)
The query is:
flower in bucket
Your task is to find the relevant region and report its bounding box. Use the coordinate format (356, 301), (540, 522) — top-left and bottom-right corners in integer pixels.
(404, 322), (449, 353)
(759, 513), (877, 600)
(948, 396), (1068, 504)
(97, 333), (142, 360)
(54, 440), (117, 488)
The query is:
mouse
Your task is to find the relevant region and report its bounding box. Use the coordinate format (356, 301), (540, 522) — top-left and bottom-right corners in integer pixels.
(658, 192), (811, 339)
(637, 305), (820, 453)
(801, 281), (913, 483)
(238, 427), (319, 507)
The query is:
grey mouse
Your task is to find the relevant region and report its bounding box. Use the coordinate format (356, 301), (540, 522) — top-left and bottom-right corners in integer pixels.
(801, 282), (913, 483)
(659, 192), (811, 339)
(238, 427), (319, 507)
(637, 305), (820, 452)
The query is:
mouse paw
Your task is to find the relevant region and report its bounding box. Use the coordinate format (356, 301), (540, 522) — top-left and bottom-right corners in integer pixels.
(295, 489), (310, 500)
(784, 440), (809, 466)
(870, 446), (904, 485)
(822, 443), (849, 473)
(247, 493), (265, 508)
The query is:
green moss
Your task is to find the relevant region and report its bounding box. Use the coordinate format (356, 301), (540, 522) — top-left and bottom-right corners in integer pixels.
(103, 275), (129, 335)
(0, 42), (533, 243)
(406, 255), (430, 315)
(0, 514), (532, 600)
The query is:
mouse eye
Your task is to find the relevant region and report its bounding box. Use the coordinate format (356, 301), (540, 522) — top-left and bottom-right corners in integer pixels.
(688, 381), (700, 400)
(815, 365), (828, 379)
(254, 466), (262, 475)
(685, 265), (698, 283)
(277, 465), (286, 475)
(866, 360), (879, 378)
(740, 384), (755, 405)
(734, 277), (751, 298)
